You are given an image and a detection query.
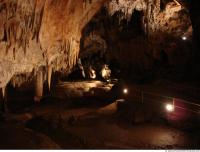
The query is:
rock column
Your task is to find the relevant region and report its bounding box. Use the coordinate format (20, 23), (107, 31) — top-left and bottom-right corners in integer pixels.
(34, 69), (43, 102)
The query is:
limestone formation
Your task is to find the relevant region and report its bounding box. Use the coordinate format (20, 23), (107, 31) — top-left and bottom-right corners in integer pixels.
(0, 0), (107, 89)
(0, 0), (199, 91)
(2, 86), (5, 99)
(47, 64), (52, 90)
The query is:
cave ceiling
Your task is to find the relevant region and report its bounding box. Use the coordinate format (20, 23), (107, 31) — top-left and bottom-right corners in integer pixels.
(0, 0), (195, 89)
(81, 0), (192, 67)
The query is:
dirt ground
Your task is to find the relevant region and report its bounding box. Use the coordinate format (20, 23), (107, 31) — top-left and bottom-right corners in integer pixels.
(0, 80), (200, 149)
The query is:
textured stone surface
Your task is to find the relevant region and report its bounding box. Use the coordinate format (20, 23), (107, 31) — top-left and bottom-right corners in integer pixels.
(0, 0), (199, 89)
(0, 0), (106, 88)
(81, 0), (192, 76)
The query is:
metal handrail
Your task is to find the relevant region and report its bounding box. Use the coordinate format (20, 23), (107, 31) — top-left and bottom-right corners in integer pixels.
(135, 90), (200, 114)
(141, 90), (200, 107)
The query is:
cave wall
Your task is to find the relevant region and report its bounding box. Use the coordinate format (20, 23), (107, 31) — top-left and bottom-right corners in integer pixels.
(0, 0), (107, 89)
(80, 0), (192, 78)
(147, 1), (192, 66)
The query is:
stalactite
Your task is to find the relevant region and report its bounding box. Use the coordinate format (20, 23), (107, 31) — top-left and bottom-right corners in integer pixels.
(2, 87), (5, 99)
(13, 81), (16, 88)
(13, 47), (16, 59)
(10, 72), (34, 88)
(82, 0), (85, 10)
(107, 0), (147, 23)
(1, 0), (46, 56)
(32, 2), (45, 42)
(0, 0), (109, 89)
(33, 68), (36, 76)
(83, 0), (88, 9)
(47, 64), (52, 90)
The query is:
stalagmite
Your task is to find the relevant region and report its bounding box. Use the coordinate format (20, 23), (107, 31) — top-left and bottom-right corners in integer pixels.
(47, 64), (52, 90)
(34, 69), (43, 102)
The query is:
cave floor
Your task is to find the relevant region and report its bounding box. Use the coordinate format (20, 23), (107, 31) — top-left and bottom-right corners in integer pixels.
(0, 80), (200, 149)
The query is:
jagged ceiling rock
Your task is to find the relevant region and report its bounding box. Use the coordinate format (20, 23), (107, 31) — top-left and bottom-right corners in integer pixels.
(81, 0), (192, 74)
(106, 0), (146, 21)
(0, 0), (107, 88)
(147, 1), (192, 64)
(0, 0), (198, 88)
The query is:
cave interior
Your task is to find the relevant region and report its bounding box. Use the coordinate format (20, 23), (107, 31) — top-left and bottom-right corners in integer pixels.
(0, 0), (200, 149)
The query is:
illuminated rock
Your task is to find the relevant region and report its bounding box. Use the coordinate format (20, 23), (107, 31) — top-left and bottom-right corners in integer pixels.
(47, 64), (52, 90)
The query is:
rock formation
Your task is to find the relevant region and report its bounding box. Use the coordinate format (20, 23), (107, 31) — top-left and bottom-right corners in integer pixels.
(0, 0), (107, 90)
(0, 0), (199, 97)
(81, 0), (193, 77)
